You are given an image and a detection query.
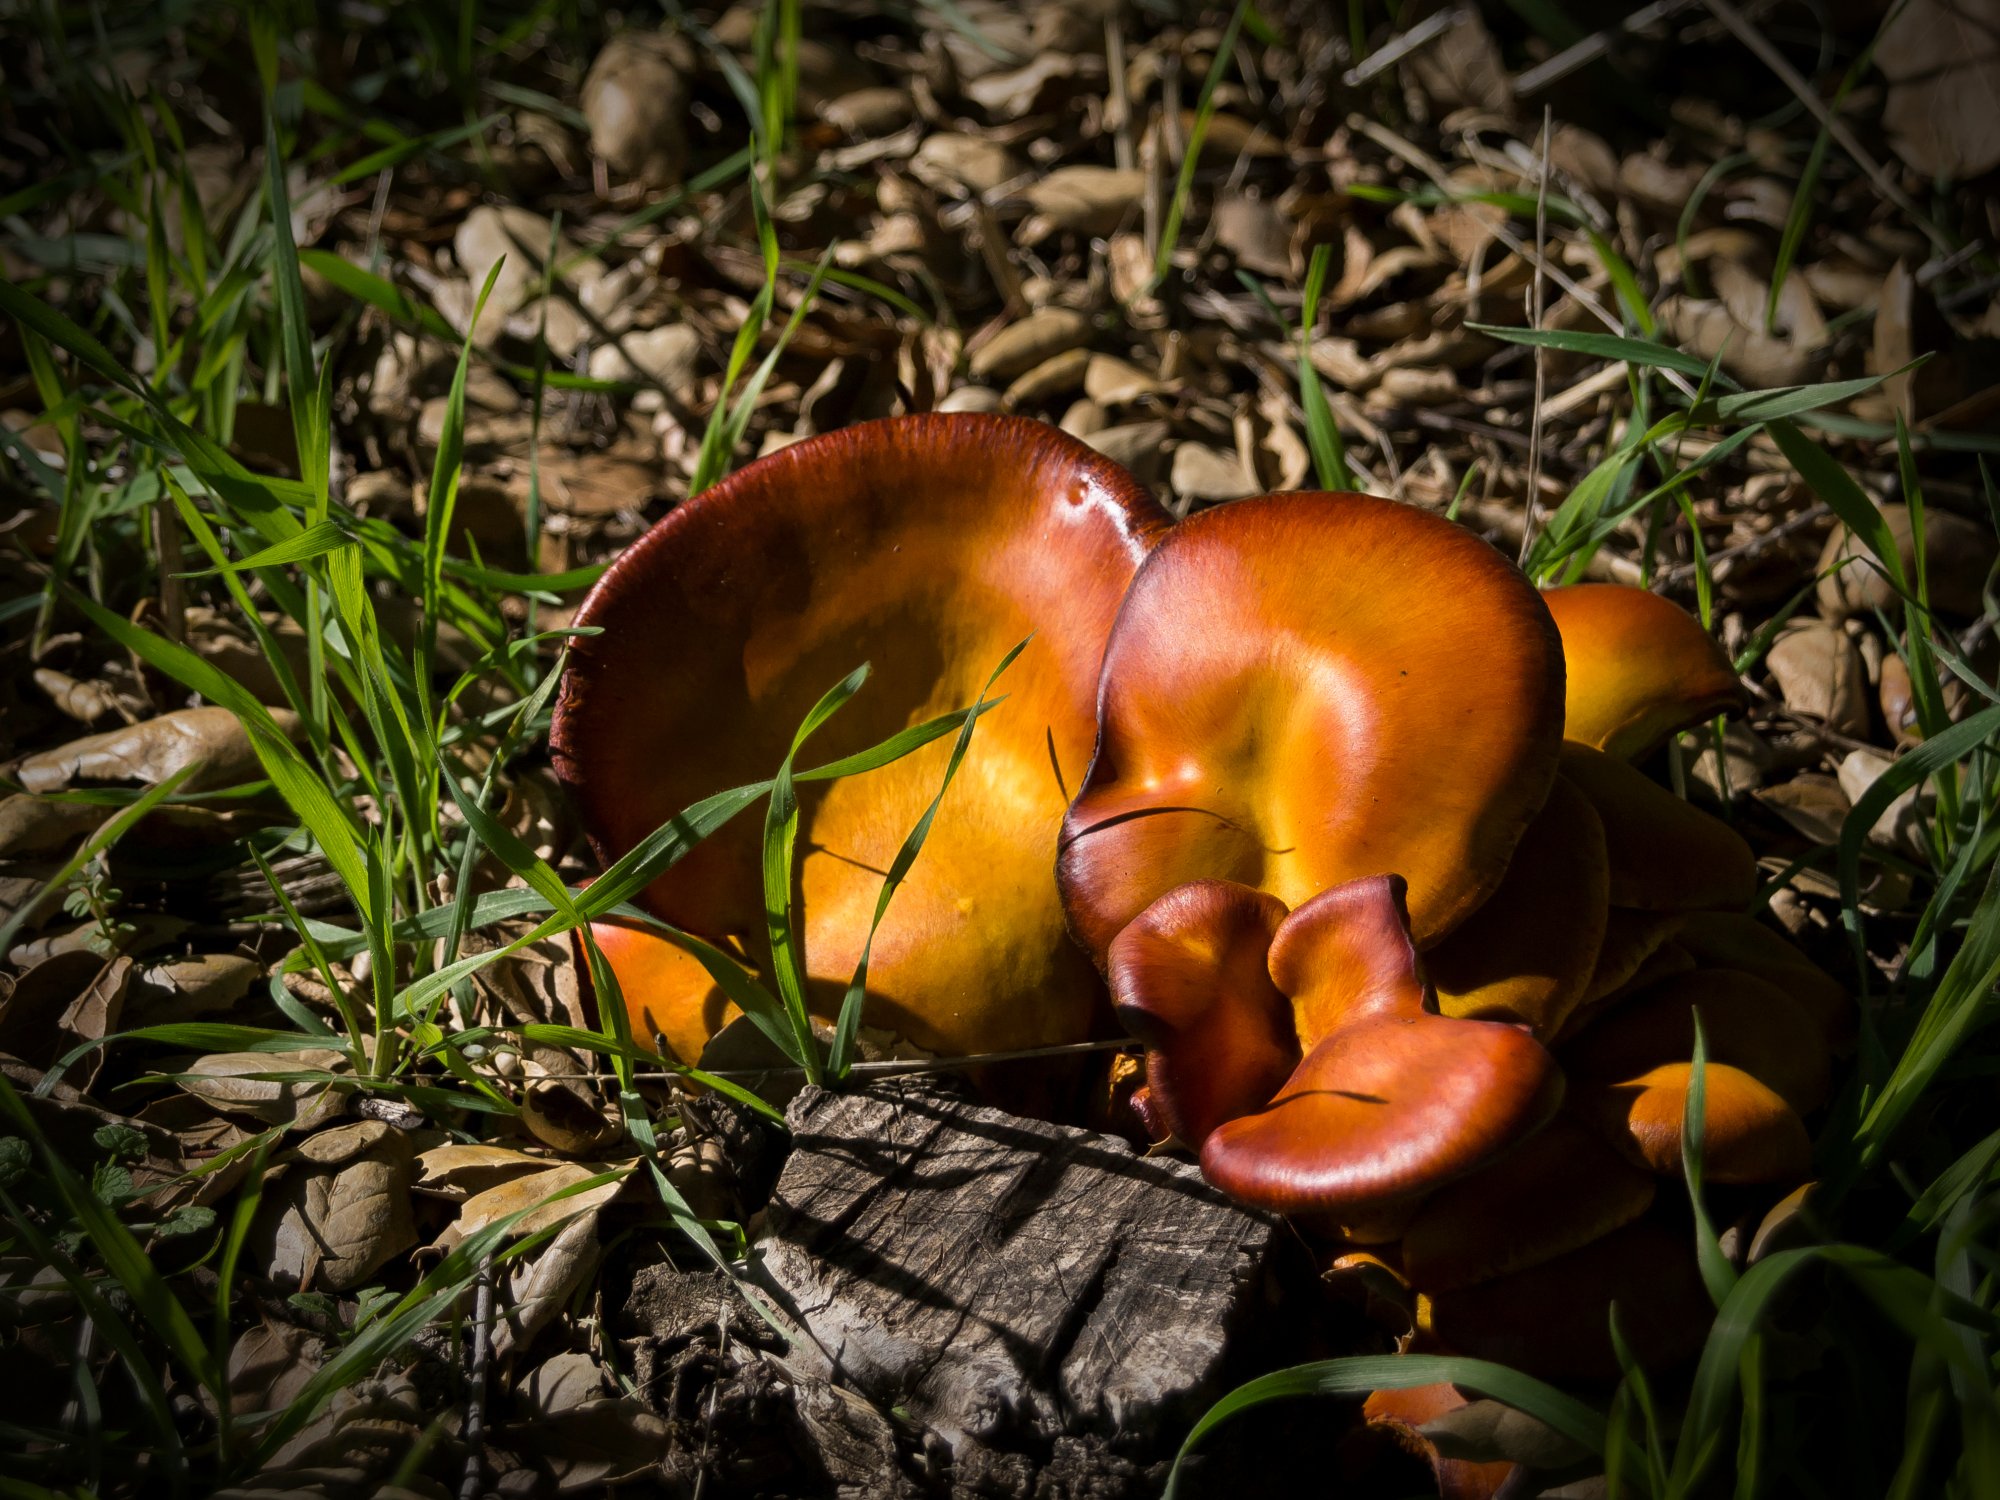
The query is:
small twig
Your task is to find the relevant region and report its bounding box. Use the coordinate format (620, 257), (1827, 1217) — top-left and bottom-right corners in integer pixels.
(458, 1256), (496, 1500)
(1512, 0), (1695, 96)
(1520, 106), (1553, 567)
(569, 1037), (1140, 1088)
(1342, 7), (1465, 87)
(1657, 503), (1831, 587)
(1105, 16), (1134, 174)
(1700, 0), (1955, 256)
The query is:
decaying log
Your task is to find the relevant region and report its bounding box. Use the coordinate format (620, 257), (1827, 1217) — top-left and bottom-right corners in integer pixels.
(756, 1079), (1281, 1461)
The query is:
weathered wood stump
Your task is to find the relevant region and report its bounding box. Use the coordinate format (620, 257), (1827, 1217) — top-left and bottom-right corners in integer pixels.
(756, 1079), (1281, 1469)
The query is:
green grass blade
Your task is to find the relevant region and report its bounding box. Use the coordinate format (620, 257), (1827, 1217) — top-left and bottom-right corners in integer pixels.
(1683, 1011), (1742, 1308)
(1153, 0), (1250, 284)
(829, 638), (1026, 1078)
(762, 665), (873, 1085)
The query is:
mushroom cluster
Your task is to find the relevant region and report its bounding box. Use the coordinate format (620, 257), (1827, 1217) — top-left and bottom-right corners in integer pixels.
(553, 414), (1845, 1397)
(1057, 493), (1847, 1383)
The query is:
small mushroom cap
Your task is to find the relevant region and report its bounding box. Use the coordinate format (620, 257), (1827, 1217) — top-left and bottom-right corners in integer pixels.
(1559, 743), (1757, 911)
(552, 415), (1168, 1058)
(1107, 880), (1297, 1146)
(1576, 1060), (1811, 1182)
(1060, 492), (1565, 958)
(1198, 877), (1565, 1226)
(1674, 911), (1851, 1046)
(1400, 1114), (1657, 1293)
(1426, 773), (1610, 1039)
(1543, 583), (1745, 759)
(1419, 1215), (1712, 1382)
(1562, 968), (1831, 1114)
(1361, 1383), (1518, 1500)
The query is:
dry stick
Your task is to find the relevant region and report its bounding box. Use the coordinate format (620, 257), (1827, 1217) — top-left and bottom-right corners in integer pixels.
(1105, 15), (1134, 174)
(562, 1037), (1140, 1088)
(1513, 0), (1695, 96)
(1700, 0), (1956, 257)
(459, 1256), (496, 1500)
(152, 501), (185, 643)
(1342, 6), (1466, 87)
(1521, 106), (1553, 567)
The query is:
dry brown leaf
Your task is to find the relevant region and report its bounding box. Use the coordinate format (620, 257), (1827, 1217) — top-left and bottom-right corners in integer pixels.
(128, 952), (261, 1027)
(0, 951), (129, 1072)
(910, 132), (1019, 197)
(177, 1048), (350, 1126)
(1877, 0), (2000, 179)
(33, 666), (131, 725)
(581, 29), (691, 186)
(519, 1078), (620, 1155)
(1406, 9), (1513, 114)
(10, 705), (291, 794)
(1002, 346), (1091, 408)
(520, 1350), (607, 1418)
(1016, 166), (1145, 238)
(1169, 442), (1259, 505)
(821, 86), (913, 137)
(435, 1161), (629, 1251)
(968, 307), (1093, 381)
(1082, 353), (1163, 405)
(264, 1121), (417, 1291)
(227, 1318), (331, 1416)
(1214, 193), (1293, 278)
(1816, 504), (1998, 619)
(1757, 776), (1851, 846)
(414, 1141), (552, 1199)
(1766, 622), (1870, 736)
(493, 1207), (604, 1362)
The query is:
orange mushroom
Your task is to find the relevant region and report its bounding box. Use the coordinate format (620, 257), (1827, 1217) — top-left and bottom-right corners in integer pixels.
(1543, 583), (1745, 759)
(1112, 875), (1563, 1237)
(1574, 1061), (1812, 1182)
(552, 414), (1169, 1061)
(1425, 773), (1609, 1038)
(1361, 1383), (1518, 1500)
(1060, 491), (1566, 960)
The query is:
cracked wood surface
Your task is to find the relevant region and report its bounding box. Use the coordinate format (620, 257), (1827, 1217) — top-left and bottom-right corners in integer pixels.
(755, 1079), (1278, 1456)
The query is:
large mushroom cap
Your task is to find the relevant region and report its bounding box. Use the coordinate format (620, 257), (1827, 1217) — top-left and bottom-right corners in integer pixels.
(1543, 583), (1745, 759)
(1059, 492), (1566, 958)
(552, 414), (1168, 1059)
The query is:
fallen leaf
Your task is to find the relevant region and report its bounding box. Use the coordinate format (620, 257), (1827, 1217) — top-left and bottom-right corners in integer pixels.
(176, 1048), (350, 1126)
(435, 1161), (629, 1251)
(10, 705), (292, 794)
(1877, 0), (2000, 179)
